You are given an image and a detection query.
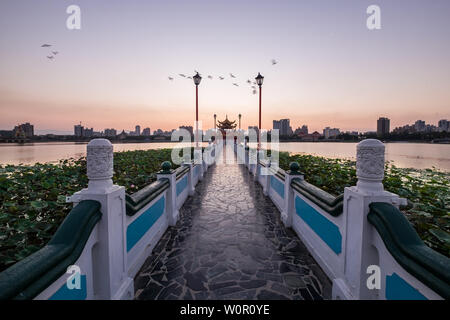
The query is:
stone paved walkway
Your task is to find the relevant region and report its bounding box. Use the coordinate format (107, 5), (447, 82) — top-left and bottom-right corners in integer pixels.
(134, 145), (332, 300)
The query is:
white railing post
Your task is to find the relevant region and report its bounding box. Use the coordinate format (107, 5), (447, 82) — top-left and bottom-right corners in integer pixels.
(262, 157), (271, 196)
(156, 161), (179, 226)
(183, 157), (195, 196)
(70, 138), (133, 300)
(194, 148), (204, 181)
(281, 162), (303, 228)
(332, 139), (406, 300)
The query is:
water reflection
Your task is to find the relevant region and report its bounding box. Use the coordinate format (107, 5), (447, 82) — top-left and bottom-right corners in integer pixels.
(0, 141), (449, 171)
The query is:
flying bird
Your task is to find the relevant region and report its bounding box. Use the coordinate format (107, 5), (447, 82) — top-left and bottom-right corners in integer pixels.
(252, 90), (257, 95)
(246, 79), (251, 84)
(52, 51), (59, 55)
(271, 59), (278, 65)
(179, 74), (186, 77)
(230, 73), (236, 78)
(232, 83), (239, 87)
(207, 75), (213, 79)
(187, 76), (192, 79)
(46, 56), (54, 60)
(41, 44), (51, 47)
(219, 76), (224, 80)
(168, 77), (173, 81)
(251, 86), (256, 90)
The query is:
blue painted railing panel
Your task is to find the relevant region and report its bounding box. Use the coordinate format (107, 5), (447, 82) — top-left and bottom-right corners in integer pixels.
(126, 196), (165, 252)
(385, 273), (427, 300)
(270, 175), (284, 199)
(294, 195), (342, 255)
(49, 275), (87, 300)
(176, 175), (188, 196)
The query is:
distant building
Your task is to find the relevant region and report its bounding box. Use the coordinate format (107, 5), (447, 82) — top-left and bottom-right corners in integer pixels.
(438, 119), (449, 132)
(294, 125), (308, 135)
(414, 120), (425, 132)
(14, 123), (34, 138)
(392, 124), (412, 134)
(323, 127), (340, 139)
(377, 117), (390, 137)
(74, 124), (84, 137)
(104, 128), (117, 137)
(117, 130), (127, 140)
(135, 125), (141, 136)
(83, 128), (94, 137)
(273, 119), (292, 136)
(142, 127), (151, 136)
(0, 130), (13, 138)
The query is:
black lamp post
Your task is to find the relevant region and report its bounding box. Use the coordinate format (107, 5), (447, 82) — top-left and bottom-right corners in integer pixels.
(255, 72), (264, 149)
(193, 72), (202, 147)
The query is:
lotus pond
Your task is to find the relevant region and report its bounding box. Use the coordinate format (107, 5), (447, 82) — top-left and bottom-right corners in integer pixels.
(0, 148), (449, 272)
(278, 152), (450, 257)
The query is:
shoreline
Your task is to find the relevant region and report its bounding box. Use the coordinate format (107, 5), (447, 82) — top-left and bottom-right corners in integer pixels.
(1, 139), (449, 145)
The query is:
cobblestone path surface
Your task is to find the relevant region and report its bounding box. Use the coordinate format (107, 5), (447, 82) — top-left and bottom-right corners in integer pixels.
(134, 146), (332, 300)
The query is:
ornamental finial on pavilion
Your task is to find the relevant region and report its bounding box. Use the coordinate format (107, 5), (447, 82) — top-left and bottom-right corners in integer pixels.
(217, 115), (237, 130)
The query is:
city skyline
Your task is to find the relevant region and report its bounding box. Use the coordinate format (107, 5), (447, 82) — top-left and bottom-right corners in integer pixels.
(1, 117), (448, 139)
(1, 1), (450, 133)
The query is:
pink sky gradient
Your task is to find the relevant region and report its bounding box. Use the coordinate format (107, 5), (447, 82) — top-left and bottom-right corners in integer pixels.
(0, 0), (449, 134)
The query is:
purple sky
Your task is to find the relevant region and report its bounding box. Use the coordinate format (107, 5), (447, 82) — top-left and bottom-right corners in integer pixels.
(0, 0), (449, 134)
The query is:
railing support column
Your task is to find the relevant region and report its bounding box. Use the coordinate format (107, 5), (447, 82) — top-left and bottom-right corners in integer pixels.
(183, 158), (195, 196)
(71, 138), (133, 300)
(157, 162), (179, 226)
(262, 157), (271, 196)
(281, 162), (303, 228)
(332, 139), (406, 300)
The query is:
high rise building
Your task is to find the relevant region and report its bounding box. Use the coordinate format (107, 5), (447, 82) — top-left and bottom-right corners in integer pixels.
(142, 127), (151, 136)
(414, 120), (425, 132)
(135, 125), (141, 136)
(273, 119), (292, 136)
(13, 123), (34, 138)
(74, 124), (84, 137)
(438, 119), (449, 132)
(377, 117), (390, 136)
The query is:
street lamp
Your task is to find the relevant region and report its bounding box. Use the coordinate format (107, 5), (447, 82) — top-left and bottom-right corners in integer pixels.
(193, 72), (202, 147)
(255, 72), (264, 149)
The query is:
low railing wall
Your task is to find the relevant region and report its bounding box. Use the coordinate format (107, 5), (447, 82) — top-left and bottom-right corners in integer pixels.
(0, 200), (102, 300)
(238, 139), (449, 300)
(0, 139), (217, 300)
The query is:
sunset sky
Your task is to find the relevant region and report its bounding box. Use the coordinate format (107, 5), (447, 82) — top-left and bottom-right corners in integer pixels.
(0, 0), (449, 134)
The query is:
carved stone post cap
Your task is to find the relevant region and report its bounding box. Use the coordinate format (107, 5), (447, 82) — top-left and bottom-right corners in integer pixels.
(87, 138), (113, 181)
(356, 139), (385, 182)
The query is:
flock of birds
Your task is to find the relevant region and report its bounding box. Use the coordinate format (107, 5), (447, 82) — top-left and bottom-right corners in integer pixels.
(40, 43), (275, 95)
(168, 59), (278, 95)
(41, 44), (59, 61)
